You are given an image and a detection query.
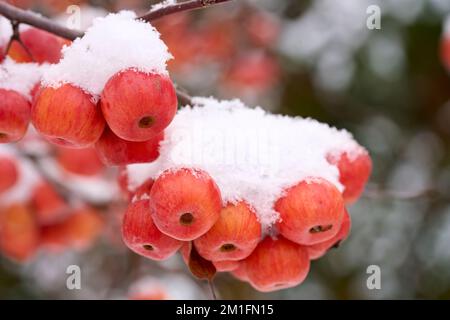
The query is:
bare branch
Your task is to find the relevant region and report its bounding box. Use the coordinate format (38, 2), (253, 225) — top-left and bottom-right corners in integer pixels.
(139, 0), (233, 22)
(0, 1), (83, 40)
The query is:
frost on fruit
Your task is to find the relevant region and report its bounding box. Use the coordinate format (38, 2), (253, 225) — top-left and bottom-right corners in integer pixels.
(125, 97), (368, 234)
(0, 58), (47, 100)
(42, 11), (172, 98)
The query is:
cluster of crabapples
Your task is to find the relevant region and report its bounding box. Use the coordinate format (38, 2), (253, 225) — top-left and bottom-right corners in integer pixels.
(120, 150), (371, 292)
(0, 153), (103, 262)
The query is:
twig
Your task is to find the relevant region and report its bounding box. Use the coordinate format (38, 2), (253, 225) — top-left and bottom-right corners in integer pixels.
(0, 1), (83, 40)
(139, 0), (233, 22)
(208, 279), (217, 300)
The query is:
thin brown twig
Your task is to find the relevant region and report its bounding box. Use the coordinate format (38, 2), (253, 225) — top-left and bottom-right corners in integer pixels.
(139, 0), (233, 22)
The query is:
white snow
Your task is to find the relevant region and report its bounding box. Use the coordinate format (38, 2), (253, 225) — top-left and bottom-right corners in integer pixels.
(0, 58), (46, 100)
(42, 11), (172, 98)
(0, 16), (12, 48)
(0, 145), (41, 206)
(126, 97), (367, 233)
(150, 0), (177, 12)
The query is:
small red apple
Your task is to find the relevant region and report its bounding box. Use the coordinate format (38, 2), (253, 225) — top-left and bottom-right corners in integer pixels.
(57, 146), (104, 176)
(194, 201), (261, 261)
(95, 126), (163, 166)
(149, 168), (222, 241)
(31, 181), (68, 225)
(327, 150), (372, 204)
(32, 84), (105, 148)
(307, 209), (352, 260)
(62, 207), (103, 250)
(19, 27), (69, 64)
(100, 70), (177, 142)
(0, 156), (19, 194)
(275, 178), (345, 245)
(213, 260), (240, 272)
(0, 89), (31, 143)
(243, 236), (310, 292)
(7, 40), (33, 63)
(132, 178), (154, 202)
(0, 203), (39, 262)
(122, 200), (183, 260)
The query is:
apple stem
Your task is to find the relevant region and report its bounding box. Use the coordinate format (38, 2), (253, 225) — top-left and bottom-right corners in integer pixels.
(208, 279), (217, 300)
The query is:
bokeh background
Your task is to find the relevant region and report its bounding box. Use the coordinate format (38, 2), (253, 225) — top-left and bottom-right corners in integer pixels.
(1, 0), (450, 299)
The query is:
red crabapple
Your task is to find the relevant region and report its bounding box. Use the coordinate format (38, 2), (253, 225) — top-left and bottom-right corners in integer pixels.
(31, 181), (68, 224)
(122, 200), (183, 260)
(19, 28), (69, 64)
(0, 156), (19, 194)
(132, 178), (155, 201)
(231, 263), (249, 282)
(100, 70), (177, 142)
(0, 204), (39, 262)
(62, 207), (103, 250)
(95, 127), (163, 166)
(0, 89), (31, 143)
(57, 147), (104, 176)
(7, 40), (33, 63)
(117, 166), (133, 201)
(149, 168), (222, 241)
(307, 209), (352, 260)
(32, 84), (105, 148)
(244, 236), (310, 292)
(194, 201), (261, 261)
(327, 151), (372, 204)
(213, 260), (240, 272)
(275, 178), (345, 245)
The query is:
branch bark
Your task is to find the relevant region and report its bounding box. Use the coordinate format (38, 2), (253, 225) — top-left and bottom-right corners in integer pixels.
(139, 0), (233, 22)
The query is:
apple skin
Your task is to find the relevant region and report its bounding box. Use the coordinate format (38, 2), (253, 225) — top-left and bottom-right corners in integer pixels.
(194, 201), (261, 261)
(213, 260), (240, 272)
(0, 156), (19, 194)
(275, 178), (345, 246)
(243, 236), (310, 292)
(0, 89), (31, 143)
(231, 263), (249, 281)
(307, 209), (352, 260)
(95, 126), (163, 166)
(32, 84), (105, 148)
(132, 178), (154, 202)
(0, 204), (39, 262)
(62, 207), (104, 250)
(149, 168), (222, 241)
(31, 181), (68, 225)
(122, 200), (183, 260)
(100, 70), (177, 142)
(327, 151), (372, 204)
(8, 28), (69, 64)
(57, 146), (104, 176)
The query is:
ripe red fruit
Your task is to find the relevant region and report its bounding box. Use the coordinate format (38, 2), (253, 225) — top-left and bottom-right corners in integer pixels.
(31, 181), (68, 224)
(307, 209), (352, 260)
(0, 204), (39, 262)
(213, 260), (240, 272)
(100, 70), (177, 142)
(231, 263), (249, 281)
(8, 28), (69, 64)
(0, 156), (19, 194)
(117, 166), (133, 201)
(327, 151), (372, 204)
(122, 200), (182, 260)
(0, 89), (31, 143)
(132, 178), (155, 202)
(275, 178), (345, 245)
(194, 201), (261, 261)
(62, 207), (103, 250)
(95, 126), (163, 166)
(57, 147), (104, 176)
(32, 84), (105, 148)
(244, 236), (310, 292)
(149, 168), (222, 241)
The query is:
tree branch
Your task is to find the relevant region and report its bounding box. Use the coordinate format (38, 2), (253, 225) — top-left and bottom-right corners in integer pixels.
(139, 0), (233, 22)
(0, 1), (83, 40)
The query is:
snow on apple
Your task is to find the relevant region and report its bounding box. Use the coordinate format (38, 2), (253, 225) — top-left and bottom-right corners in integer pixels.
(121, 97), (371, 292)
